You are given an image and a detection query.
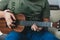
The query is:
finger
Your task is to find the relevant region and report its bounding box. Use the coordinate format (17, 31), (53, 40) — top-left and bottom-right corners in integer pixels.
(7, 22), (11, 28)
(10, 24), (16, 29)
(38, 27), (43, 30)
(31, 27), (33, 30)
(36, 27), (43, 31)
(9, 18), (13, 23)
(8, 25), (11, 29)
(10, 24), (15, 27)
(11, 14), (16, 20)
(4, 9), (11, 12)
(33, 25), (37, 31)
(6, 21), (12, 29)
(5, 14), (13, 23)
(31, 26), (34, 31)
(31, 25), (36, 31)
(36, 27), (41, 31)
(34, 27), (36, 31)
(31, 28), (36, 31)
(6, 18), (13, 25)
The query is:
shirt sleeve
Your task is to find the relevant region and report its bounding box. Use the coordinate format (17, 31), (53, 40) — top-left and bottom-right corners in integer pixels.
(0, 0), (9, 10)
(42, 0), (50, 18)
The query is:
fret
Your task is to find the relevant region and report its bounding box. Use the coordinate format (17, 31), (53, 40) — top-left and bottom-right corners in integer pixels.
(19, 21), (52, 27)
(36, 22), (51, 27)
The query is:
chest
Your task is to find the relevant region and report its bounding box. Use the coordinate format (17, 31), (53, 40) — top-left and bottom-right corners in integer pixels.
(7, 0), (25, 13)
(7, 0), (45, 14)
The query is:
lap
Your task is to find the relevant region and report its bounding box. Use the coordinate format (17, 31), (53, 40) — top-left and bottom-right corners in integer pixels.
(5, 31), (22, 40)
(42, 31), (59, 40)
(30, 30), (59, 40)
(5, 30), (59, 40)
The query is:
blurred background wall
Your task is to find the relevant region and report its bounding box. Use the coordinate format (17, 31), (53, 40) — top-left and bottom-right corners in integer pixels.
(48, 0), (60, 39)
(48, 0), (59, 5)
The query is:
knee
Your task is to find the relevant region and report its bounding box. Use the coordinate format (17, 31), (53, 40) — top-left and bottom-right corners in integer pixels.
(30, 31), (59, 40)
(42, 31), (59, 40)
(5, 31), (22, 40)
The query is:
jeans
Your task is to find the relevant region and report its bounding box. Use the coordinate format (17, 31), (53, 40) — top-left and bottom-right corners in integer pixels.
(0, 34), (7, 40)
(5, 28), (59, 40)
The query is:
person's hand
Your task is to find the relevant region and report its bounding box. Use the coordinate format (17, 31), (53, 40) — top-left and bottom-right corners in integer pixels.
(31, 18), (49, 31)
(31, 24), (43, 31)
(4, 9), (16, 28)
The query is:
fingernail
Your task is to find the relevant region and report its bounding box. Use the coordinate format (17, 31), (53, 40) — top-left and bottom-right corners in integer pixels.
(34, 29), (36, 31)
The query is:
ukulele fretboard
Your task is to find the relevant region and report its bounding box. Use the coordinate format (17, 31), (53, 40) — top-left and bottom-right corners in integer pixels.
(19, 21), (52, 27)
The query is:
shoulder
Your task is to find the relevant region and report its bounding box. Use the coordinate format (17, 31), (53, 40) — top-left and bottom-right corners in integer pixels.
(0, 0), (10, 4)
(40, 0), (49, 8)
(0, 0), (10, 2)
(38, 0), (47, 8)
(0, 0), (10, 10)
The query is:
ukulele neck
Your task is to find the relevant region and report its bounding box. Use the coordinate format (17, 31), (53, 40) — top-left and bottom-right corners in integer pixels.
(19, 21), (53, 27)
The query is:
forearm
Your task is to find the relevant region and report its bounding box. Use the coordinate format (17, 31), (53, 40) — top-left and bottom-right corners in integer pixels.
(0, 11), (4, 18)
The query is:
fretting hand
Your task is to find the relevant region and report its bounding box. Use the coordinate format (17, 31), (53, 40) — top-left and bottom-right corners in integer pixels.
(31, 24), (43, 31)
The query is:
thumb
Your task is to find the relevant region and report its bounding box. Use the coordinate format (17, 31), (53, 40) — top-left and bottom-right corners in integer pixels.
(11, 14), (16, 20)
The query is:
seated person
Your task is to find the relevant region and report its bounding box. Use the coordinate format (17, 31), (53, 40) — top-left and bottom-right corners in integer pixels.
(0, 0), (59, 40)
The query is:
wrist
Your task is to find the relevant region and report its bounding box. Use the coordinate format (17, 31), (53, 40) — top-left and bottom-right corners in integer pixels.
(3, 9), (11, 18)
(0, 11), (5, 18)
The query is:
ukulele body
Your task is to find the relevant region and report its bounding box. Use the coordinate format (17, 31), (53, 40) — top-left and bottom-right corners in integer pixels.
(0, 14), (25, 34)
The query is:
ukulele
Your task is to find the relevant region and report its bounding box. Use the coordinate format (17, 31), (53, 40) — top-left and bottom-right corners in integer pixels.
(0, 14), (60, 34)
